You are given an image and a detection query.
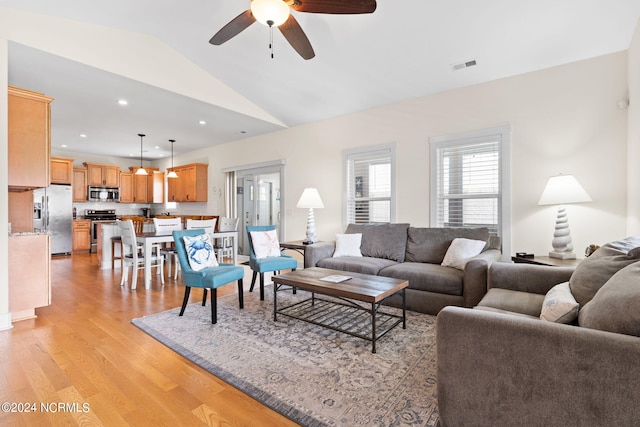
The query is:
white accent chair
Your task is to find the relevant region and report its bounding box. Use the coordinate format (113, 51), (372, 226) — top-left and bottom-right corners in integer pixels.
(152, 217), (183, 279)
(119, 219), (164, 290)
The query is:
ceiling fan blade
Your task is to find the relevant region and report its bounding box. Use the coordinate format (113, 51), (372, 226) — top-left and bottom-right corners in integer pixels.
(278, 14), (315, 60)
(290, 0), (376, 14)
(209, 10), (256, 45)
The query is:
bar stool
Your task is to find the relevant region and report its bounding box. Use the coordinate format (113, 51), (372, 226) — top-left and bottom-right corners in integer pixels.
(111, 236), (122, 268)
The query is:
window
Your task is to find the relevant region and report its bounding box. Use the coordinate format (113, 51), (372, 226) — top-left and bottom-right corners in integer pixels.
(430, 127), (510, 254)
(344, 144), (396, 225)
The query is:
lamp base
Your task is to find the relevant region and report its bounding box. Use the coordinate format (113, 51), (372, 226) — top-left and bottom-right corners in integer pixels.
(549, 251), (577, 260)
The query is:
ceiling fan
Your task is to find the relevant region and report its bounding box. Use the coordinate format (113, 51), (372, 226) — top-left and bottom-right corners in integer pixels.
(209, 0), (377, 60)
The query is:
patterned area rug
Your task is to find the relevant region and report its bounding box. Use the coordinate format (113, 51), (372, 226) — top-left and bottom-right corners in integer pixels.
(131, 288), (440, 426)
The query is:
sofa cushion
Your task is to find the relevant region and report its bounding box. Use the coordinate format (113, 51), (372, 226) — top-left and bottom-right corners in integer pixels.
(476, 288), (546, 317)
(405, 227), (490, 264)
(344, 223), (409, 262)
(579, 261), (640, 337)
(441, 238), (487, 270)
(317, 256), (397, 276)
(333, 233), (363, 257)
(569, 236), (640, 307)
(539, 282), (579, 324)
(380, 262), (464, 296)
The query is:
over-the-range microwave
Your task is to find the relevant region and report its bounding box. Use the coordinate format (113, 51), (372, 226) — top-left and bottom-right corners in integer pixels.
(87, 186), (120, 202)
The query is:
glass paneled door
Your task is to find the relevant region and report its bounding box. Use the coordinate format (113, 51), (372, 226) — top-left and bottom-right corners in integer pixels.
(236, 167), (283, 256)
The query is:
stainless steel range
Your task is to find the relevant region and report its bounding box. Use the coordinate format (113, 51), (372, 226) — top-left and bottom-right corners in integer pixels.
(85, 209), (117, 253)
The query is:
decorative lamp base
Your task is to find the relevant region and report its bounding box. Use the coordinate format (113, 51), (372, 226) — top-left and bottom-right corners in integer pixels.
(549, 251), (577, 260)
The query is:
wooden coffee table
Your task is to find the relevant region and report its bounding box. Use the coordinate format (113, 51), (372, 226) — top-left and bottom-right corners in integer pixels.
(271, 267), (408, 353)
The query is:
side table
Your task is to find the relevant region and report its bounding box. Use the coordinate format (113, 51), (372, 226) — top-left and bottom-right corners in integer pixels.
(280, 240), (323, 268)
(511, 255), (582, 268)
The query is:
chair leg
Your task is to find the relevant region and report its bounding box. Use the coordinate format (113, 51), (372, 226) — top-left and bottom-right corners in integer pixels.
(179, 287), (191, 316)
(131, 264), (138, 290)
(174, 257), (180, 280)
(237, 279), (244, 309)
(159, 258), (165, 285)
(259, 273), (265, 301)
(202, 289), (208, 306)
(292, 268), (297, 294)
(249, 271), (257, 292)
(210, 287), (218, 324)
(120, 262), (127, 287)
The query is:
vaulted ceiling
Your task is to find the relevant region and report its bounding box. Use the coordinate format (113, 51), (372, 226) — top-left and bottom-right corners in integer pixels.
(3, 0), (640, 160)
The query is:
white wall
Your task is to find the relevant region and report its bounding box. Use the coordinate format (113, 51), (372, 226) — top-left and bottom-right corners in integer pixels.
(627, 18), (640, 234)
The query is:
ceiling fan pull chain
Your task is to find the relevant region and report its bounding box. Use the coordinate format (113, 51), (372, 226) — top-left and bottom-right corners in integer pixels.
(268, 20), (275, 58)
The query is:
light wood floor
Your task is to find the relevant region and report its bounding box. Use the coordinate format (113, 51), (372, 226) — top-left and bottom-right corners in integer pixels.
(0, 253), (299, 426)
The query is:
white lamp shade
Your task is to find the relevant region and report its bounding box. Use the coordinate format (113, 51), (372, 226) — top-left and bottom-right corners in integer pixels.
(538, 174), (592, 205)
(251, 0), (290, 26)
(297, 188), (324, 209)
(135, 167), (148, 176)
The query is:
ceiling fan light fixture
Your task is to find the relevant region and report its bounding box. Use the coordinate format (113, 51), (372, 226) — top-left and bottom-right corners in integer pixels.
(251, 0), (290, 26)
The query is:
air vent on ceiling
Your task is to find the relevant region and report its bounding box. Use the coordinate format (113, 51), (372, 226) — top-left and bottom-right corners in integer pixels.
(451, 59), (478, 71)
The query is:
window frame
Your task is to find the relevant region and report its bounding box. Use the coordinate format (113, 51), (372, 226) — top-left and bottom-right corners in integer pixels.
(429, 126), (511, 258)
(343, 143), (397, 227)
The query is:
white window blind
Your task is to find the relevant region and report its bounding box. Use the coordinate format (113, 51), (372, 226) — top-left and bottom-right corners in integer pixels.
(432, 137), (501, 235)
(345, 147), (394, 224)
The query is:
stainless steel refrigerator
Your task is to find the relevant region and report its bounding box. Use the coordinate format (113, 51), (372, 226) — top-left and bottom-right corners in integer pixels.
(33, 184), (73, 255)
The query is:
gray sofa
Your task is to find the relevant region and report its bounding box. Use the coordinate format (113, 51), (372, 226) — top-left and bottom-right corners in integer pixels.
(305, 223), (502, 315)
(436, 237), (640, 426)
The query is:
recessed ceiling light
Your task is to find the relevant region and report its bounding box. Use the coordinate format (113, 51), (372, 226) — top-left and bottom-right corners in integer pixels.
(154, 146), (160, 149)
(80, 133), (87, 138)
(61, 144), (68, 148)
(118, 99), (128, 106)
(199, 120), (206, 125)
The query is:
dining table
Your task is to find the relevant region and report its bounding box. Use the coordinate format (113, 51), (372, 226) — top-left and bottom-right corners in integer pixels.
(136, 230), (239, 289)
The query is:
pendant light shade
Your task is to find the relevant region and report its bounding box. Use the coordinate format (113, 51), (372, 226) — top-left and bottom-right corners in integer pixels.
(167, 139), (178, 179)
(135, 133), (148, 176)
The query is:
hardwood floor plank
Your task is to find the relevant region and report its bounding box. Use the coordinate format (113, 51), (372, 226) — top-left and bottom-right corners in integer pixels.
(0, 254), (298, 426)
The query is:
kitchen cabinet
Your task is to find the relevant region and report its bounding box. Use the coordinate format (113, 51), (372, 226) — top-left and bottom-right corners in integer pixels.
(72, 167), (88, 202)
(8, 86), (53, 190)
(72, 220), (91, 253)
(9, 234), (51, 321)
(119, 171), (134, 203)
(84, 162), (120, 187)
(8, 191), (34, 233)
(51, 157), (74, 185)
(167, 163), (208, 202)
(127, 167), (164, 203)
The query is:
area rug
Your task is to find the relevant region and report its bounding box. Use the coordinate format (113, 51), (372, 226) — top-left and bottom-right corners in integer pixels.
(131, 288), (439, 426)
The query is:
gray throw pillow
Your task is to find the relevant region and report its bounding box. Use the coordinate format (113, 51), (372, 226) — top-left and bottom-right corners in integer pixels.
(579, 261), (640, 337)
(344, 223), (409, 262)
(569, 236), (640, 307)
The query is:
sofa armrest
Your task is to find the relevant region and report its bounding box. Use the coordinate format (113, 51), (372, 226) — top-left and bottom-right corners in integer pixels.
(461, 248), (500, 307)
(304, 241), (335, 268)
(488, 261), (575, 295)
(436, 306), (640, 427)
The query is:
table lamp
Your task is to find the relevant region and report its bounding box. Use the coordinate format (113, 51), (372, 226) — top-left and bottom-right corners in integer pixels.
(297, 188), (324, 244)
(538, 174), (592, 259)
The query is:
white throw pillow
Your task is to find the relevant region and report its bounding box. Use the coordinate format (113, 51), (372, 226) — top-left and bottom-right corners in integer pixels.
(250, 229), (281, 259)
(183, 234), (218, 271)
(333, 233), (363, 257)
(441, 238), (487, 270)
(540, 281), (579, 324)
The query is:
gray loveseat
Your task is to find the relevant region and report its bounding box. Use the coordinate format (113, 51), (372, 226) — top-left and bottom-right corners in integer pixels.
(305, 223), (502, 315)
(436, 237), (640, 426)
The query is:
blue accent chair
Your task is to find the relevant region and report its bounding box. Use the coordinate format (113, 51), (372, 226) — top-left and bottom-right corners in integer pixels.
(246, 225), (298, 300)
(173, 229), (244, 324)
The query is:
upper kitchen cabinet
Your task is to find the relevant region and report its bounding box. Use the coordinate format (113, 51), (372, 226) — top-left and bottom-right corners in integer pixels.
(119, 171), (134, 203)
(8, 86), (53, 191)
(167, 163), (208, 202)
(84, 162), (120, 187)
(127, 167), (164, 203)
(72, 167), (88, 202)
(51, 157), (74, 185)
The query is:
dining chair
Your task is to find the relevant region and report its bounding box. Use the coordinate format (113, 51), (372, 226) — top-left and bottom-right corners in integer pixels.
(153, 217), (183, 279)
(172, 229), (245, 324)
(119, 219), (164, 290)
(111, 216), (146, 268)
(214, 217), (239, 262)
(186, 218), (217, 233)
(246, 225), (297, 301)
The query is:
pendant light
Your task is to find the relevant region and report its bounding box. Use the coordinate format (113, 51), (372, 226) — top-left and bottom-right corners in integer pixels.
(167, 139), (178, 179)
(135, 133), (148, 175)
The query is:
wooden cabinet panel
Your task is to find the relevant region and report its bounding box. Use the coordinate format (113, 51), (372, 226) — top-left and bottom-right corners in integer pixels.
(84, 162), (121, 187)
(9, 234), (51, 321)
(126, 167), (163, 203)
(8, 86), (53, 190)
(72, 220), (91, 253)
(72, 167), (87, 202)
(167, 163), (207, 202)
(119, 171), (134, 203)
(133, 172), (149, 202)
(8, 191), (34, 233)
(51, 157), (74, 184)
(151, 171), (164, 203)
